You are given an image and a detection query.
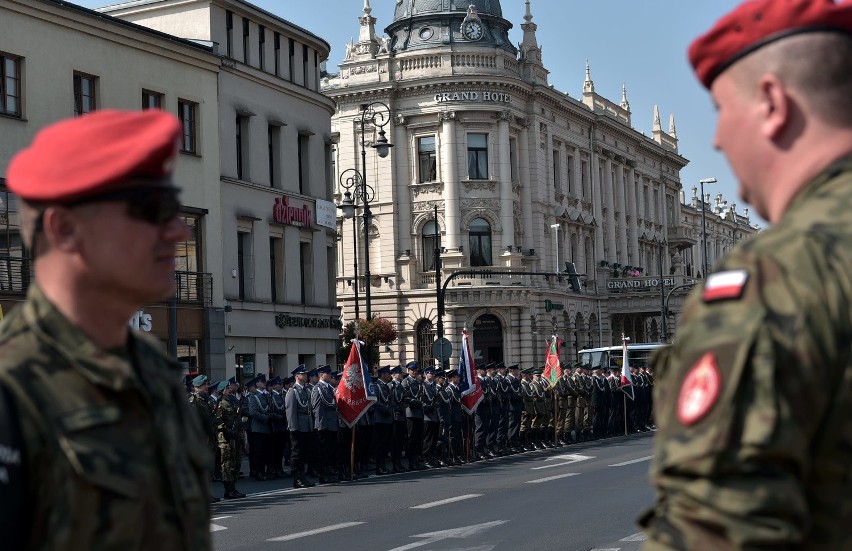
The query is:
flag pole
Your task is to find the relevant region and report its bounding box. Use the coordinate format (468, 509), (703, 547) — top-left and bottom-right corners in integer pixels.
(623, 394), (628, 436)
(350, 426), (356, 479)
(553, 389), (558, 445)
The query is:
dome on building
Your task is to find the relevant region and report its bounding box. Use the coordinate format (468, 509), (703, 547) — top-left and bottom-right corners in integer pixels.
(387, 0), (515, 54)
(392, 0), (503, 21)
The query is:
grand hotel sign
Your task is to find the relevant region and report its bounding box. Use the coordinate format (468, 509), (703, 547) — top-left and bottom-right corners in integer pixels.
(434, 90), (511, 104)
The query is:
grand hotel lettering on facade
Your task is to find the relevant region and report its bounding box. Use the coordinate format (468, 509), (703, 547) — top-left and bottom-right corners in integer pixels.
(324, 0), (756, 369)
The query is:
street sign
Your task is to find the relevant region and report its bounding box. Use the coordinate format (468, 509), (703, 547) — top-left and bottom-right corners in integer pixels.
(431, 337), (453, 361)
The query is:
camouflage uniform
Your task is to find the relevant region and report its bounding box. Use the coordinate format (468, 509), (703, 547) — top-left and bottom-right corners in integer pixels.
(216, 394), (240, 482)
(640, 160), (852, 549)
(0, 285), (211, 550)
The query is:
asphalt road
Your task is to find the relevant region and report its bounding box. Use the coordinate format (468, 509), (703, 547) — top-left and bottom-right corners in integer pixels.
(211, 432), (655, 551)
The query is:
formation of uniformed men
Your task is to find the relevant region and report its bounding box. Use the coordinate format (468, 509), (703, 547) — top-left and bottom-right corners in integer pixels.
(189, 357), (654, 497)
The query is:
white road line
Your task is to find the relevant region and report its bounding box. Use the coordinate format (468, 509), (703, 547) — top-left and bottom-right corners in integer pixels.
(525, 472), (580, 484)
(411, 494), (483, 509)
(210, 524), (228, 532)
(211, 515), (233, 521)
(620, 532), (647, 542)
(609, 455), (653, 467)
(590, 548), (621, 551)
(266, 522), (365, 542)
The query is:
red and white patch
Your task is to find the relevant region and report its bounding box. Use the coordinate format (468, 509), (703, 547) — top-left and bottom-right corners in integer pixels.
(702, 269), (749, 302)
(677, 352), (722, 426)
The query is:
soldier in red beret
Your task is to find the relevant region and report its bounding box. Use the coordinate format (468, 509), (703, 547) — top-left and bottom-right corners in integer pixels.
(0, 110), (211, 549)
(640, 1), (852, 549)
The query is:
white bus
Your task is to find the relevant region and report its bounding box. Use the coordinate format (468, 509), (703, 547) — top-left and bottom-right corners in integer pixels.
(577, 342), (667, 371)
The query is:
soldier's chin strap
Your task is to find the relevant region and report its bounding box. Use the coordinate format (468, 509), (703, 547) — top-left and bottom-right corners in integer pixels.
(0, 384), (25, 548)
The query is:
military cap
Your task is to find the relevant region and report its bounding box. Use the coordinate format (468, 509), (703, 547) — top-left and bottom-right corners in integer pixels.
(689, 0), (852, 89)
(476, 364), (487, 371)
(377, 366), (392, 375)
(308, 368), (319, 378)
(405, 361), (419, 371)
(495, 362), (506, 370)
(8, 109), (182, 203)
(390, 366), (403, 375)
(332, 371), (342, 379)
(227, 376), (237, 386)
(191, 374), (208, 387)
(208, 380), (218, 390)
(268, 376), (283, 386)
(447, 369), (461, 379)
(256, 373), (267, 384)
(318, 364), (332, 373)
(284, 376), (295, 385)
(508, 364), (520, 371)
(215, 380), (228, 392)
(532, 368), (543, 376)
(486, 363), (496, 370)
(423, 366), (435, 375)
(291, 365), (307, 376)
(245, 376), (258, 387)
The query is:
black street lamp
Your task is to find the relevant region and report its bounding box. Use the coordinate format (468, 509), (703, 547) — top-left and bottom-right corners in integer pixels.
(699, 177), (717, 278)
(337, 168), (364, 320)
(357, 101), (393, 319)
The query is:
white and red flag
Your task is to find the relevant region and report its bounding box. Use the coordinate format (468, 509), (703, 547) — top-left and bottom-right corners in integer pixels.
(336, 339), (377, 427)
(620, 334), (635, 400)
(458, 329), (483, 414)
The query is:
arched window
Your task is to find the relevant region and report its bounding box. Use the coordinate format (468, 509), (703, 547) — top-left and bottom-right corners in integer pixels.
(416, 319), (435, 368)
(422, 220), (438, 271)
(469, 218), (492, 266)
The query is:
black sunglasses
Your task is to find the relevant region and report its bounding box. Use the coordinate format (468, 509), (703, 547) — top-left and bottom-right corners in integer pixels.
(69, 186), (183, 225)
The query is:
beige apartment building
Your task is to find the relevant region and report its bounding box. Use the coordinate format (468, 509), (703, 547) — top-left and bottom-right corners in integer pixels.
(324, 0), (758, 367)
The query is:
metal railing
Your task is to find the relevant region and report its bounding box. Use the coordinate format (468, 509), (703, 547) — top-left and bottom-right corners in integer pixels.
(174, 271), (213, 306)
(0, 256), (32, 293)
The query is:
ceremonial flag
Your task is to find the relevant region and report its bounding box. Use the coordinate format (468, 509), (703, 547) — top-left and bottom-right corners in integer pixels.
(542, 335), (562, 385)
(458, 329), (483, 414)
(620, 335), (635, 400)
(336, 339), (377, 427)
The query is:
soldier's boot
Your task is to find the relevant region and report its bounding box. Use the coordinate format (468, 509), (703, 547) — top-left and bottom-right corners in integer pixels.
(318, 467), (331, 485)
(294, 467), (315, 489)
(224, 482), (246, 500)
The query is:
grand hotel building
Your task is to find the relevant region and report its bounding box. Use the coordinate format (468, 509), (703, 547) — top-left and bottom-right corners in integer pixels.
(325, 0), (757, 368)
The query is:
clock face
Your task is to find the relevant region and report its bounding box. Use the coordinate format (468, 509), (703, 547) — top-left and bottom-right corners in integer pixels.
(462, 20), (483, 41)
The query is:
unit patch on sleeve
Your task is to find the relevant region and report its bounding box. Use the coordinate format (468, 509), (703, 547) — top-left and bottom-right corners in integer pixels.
(677, 352), (722, 426)
(702, 269), (749, 302)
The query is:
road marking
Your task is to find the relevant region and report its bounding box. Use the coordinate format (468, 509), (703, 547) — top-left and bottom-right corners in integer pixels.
(411, 494), (483, 509)
(590, 548), (621, 551)
(620, 532), (647, 542)
(531, 453), (595, 470)
(388, 520), (509, 551)
(266, 522), (365, 542)
(211, 515), (232, 521)
(526, 472), (580, 484)
(210, 524), (228, 532)
(609, 455), (652, 467)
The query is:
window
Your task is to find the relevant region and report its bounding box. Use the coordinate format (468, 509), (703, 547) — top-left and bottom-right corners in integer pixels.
(417, 136), (437, 182)
(0, 186), (30, 292)
(225, 11), (233, 57)
(581, 159), (589, 198)
(509, 137), (518, 183)
(422, 220), (438, 271)
(416, 319), (435, 369)
(237, 231), (252, 300)
(142, 89), (163, 110)
(268, 124), (281, 188)
(467, 133), (488, 179)
(236, 115), (247, 180)
(643, 184), (650, 218)
(567, 155), (574, 195)
(553, 148), (561, 190)
(468, 217), (492, 266)
(242, 18), (250, 64)
(1, 53), (22, 117)
(178, 100), (198, 154)
(258, 25), (265, 70)
(73, 72), (97, 116)
(302, 44), (309, 88)
(298, 133), (309, 194)
(174, 215), (203, 302)
(299, 241), (313, 305)
(270, 236), (283, 303)
(274, 33), (281, 76)
(288, 38), (295, 82)
(235, 354), (255, 386)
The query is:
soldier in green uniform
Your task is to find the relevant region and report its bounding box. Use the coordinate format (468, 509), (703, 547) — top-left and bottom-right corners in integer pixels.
(640, 1), (852, 549)
(216, 378), (246, 499)
(0, 109), (211, 549)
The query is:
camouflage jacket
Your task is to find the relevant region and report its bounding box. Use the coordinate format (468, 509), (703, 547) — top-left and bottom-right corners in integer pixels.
(216, 394), (239, 442)
(189, 391), (215, 443)
(640, 159), (852, 550)
(0, 284), (211, 550)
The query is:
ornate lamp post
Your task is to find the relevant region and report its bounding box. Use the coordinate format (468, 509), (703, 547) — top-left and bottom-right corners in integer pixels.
(356, 101), (393, 319)
(699, 177), (717, 278)
(337, 168), (365, 320)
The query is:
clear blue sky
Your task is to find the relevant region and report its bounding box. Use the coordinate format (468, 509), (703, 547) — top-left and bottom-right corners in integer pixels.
(79, 0), (760, 226)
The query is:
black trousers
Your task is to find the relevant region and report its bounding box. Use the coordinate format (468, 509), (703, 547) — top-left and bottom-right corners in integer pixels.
(270, 430), (287, 472)
(373, 422), (392, 467)
(473, 407), (491, 449)
(317, 429), (337, 470)
(406, 418), (424, 465)
(356, 424), (372, 467)
(507, 407), (522, 446)
(391, 419), (406, 464)
(289, 430), (310, 469)
(423, 420), (440, 460)
(249, 431), (270, 474)
(496, 404), (509, 448)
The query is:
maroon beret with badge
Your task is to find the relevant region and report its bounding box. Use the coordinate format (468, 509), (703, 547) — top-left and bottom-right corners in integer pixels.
(689, 0), (852, 89)
(7, 109), (181, 202)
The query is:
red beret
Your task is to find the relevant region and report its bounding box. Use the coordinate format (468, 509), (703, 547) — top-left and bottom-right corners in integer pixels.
(7, 109), (181, 202)
(689, 0), (852, 89)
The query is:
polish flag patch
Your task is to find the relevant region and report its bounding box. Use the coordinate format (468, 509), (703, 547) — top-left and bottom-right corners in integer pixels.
(702, 269), (749, 302)
(677, 352), (722, 426)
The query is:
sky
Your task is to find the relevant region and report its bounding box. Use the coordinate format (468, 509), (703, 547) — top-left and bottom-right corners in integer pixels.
(78, 0), (762, 227)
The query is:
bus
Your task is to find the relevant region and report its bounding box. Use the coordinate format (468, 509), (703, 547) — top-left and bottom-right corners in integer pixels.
(578, 342), (667, 371)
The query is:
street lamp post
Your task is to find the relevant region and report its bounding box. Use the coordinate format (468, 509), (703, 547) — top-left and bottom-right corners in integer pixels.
(357, 101), (394, 320)
(550, 223), (561, 274)
(699, 177), (717, 278)
(337, 169), (363, 320)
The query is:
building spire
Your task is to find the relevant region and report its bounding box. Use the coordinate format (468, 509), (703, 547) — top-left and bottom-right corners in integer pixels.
(620, 83), (630, 111)
(345, 0), (379, 60)
(583, 60), (595, 94)
(519, 0), (547, 84)
(668, 114), (678, 138)
(652, 105), (662, 132)
(524, 0), (533, 22)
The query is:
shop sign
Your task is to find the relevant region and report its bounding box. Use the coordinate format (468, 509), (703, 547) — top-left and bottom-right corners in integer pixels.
(607, 277), (697, 291)
(315, 199), (337, 229)
(434, 91), (511, 104)
(544, 300), (564, 313)
(129, 309), (152, 332)
(272, 196), (312, 228)
(275, 314), (343, 330)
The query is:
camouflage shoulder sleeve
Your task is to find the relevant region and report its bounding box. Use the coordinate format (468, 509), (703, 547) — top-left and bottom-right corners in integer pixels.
(640, 225), (852, 550)
(0, 384), (24, 549)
